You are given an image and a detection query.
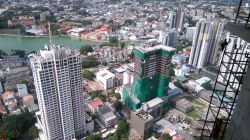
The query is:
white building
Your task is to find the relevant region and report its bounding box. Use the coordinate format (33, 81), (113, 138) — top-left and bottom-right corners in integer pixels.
(158, 29), (177, 47)
(96, 69), (115, 90)
(30, 43), (86, 140)
(188, 20), (224, 69)
(96, 106), (117, 128)
(186, 27), (196, 41)
(174, 65), (191, 77)
(17, 84), (28, 97)
(67, 28), (85, 37)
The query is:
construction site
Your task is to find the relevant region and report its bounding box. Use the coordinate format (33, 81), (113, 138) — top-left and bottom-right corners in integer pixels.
(199, 0), (250, 139)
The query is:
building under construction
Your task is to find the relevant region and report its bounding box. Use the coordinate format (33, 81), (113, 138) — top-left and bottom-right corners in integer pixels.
(122, 44), (175, 110)
(200, 0), (250, 139)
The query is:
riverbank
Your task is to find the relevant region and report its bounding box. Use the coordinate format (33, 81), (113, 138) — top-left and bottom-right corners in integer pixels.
(0, 33), (143, 44)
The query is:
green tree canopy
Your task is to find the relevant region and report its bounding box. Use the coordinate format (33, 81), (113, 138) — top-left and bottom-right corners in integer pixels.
(85, 133), (100, 140)
(4, 109), (38, 140)
(82, 70), (94, 80)
(112, 100), (123, 111)
(116, 121), (130, 139)
(109, 37), (118, 44)
(202, 82), (213, 90)
(11, 49), (26, 57)
(82, 57), (100, 68)
(80, 45), (93, 54)
(162, 133), (171, 140)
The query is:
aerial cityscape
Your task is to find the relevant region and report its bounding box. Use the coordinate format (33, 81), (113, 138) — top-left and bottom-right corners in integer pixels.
(0, 0), (250, 140)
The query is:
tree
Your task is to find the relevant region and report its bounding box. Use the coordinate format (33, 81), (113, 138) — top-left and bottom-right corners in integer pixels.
(0, 49), (6, 56)
(109, 37), (118, 44)
(27, 126), (39, 139)
(107, 19), (113, 24)
(80, 45), (93, 55)
(82, 70), (94, 80)
(116, 121), (130, 139)
(120, 42), (125, 49)
(12, 49), (26, 57)
(82, 57), (100, 68)
(174, 81), (183, 88)
(85, 133), (100, 140)
(113, 100), (123, 111)
(202, 82), (213, 90)
(162, 133), (171, 140)
(4, 109), (38, 140)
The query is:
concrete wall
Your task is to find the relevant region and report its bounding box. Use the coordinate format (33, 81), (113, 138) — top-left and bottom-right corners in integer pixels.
(225, 64), (250, 140)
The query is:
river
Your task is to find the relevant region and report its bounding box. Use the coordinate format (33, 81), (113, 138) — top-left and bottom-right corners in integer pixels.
(0, 35), (101, 54)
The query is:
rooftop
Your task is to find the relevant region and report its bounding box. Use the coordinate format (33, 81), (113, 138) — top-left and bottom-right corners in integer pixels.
(226, 22), (250, 43)
(98, 106), (116, 121)
(134, 44), (176, 53)
(146, 97), (163, 109)
(96, 69), (115, 79)
(89, 98), (104, 110)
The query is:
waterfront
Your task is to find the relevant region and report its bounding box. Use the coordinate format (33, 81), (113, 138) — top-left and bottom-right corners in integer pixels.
(0, 35), (98, 54)
(0, 35), (142, 54)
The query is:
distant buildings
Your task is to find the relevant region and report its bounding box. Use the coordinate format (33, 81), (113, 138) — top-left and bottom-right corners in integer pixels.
(30, 44), (86, 139)
(189, 20), (224, 70)
(8, 16), (35, 28)
(158, 29), (177, 47)
(122, 44), (175, 110)
(168, 8), (186, 32)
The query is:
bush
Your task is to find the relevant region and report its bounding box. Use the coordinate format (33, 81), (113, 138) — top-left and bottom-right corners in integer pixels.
(80, 45), (93, 54)
(82, 57), (100, 68)
(82, 70), (94, 80)
(202, 82), (213, 90)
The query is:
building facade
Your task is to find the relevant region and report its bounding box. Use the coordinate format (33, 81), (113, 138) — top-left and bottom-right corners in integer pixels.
(30, 44), (86, 140)
(189, 20), (224, 69)
(158, 29), (177, 47)
(122, 45), (175, 110)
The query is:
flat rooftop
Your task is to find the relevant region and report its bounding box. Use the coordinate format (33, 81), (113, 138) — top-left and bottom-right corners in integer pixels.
(135, 44), (176, 53)
(226, 22), (250, 43)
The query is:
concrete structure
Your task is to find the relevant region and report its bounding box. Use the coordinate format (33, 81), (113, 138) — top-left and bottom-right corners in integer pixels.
(17, 84), (28, 97)
(22, 95), (35, 108)
(225, 60), (250, 140)
(130, 110), (154, 139)
(96, 69), (115, 90)
(168, 8), (186, 32)
(30, 43), (86, 140)
(189, 20), (224, 69)
(158, 29), (177, 47)
(143, 97), (163, 121)
(96, 106), (117, 128)
(174, 65), (191, 77)
(218, 24), (250, 88)
(186, 27), (196, 41)
(2, 91), (18, 113)
(122, 44), (175, 110)
(175, 98), (194, 113)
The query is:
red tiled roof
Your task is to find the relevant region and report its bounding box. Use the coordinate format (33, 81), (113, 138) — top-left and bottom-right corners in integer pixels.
(89, 98), (104, 110)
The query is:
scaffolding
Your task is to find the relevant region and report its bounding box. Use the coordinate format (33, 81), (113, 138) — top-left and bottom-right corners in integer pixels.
(235, 0), (250, 28)
(200, 46), (250, 139)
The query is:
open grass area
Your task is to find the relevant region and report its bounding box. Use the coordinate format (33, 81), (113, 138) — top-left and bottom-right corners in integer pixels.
(187, 110), (202, 120)
(0, 29), (20, 34)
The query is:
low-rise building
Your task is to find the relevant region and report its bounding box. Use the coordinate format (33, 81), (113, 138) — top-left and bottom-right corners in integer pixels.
(130, 110), (154, 139)
(22, 95), (35, 108)
(96, 69), (115, 90)
(175, 98), (194, 113)
(96, 105), (117, 128)
(88, 98), (104, 113)
(2, 91), (18, 113)
(17, 84), (28, 97)
(67, 28), (86, 37)
(4, 67), (31, 90)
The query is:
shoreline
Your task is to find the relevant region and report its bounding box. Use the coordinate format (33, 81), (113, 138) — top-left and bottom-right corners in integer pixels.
(0, 33), (143, 44)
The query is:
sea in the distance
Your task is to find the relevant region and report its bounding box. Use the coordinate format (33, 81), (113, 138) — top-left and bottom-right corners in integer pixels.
(0, 35), (141, 54)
